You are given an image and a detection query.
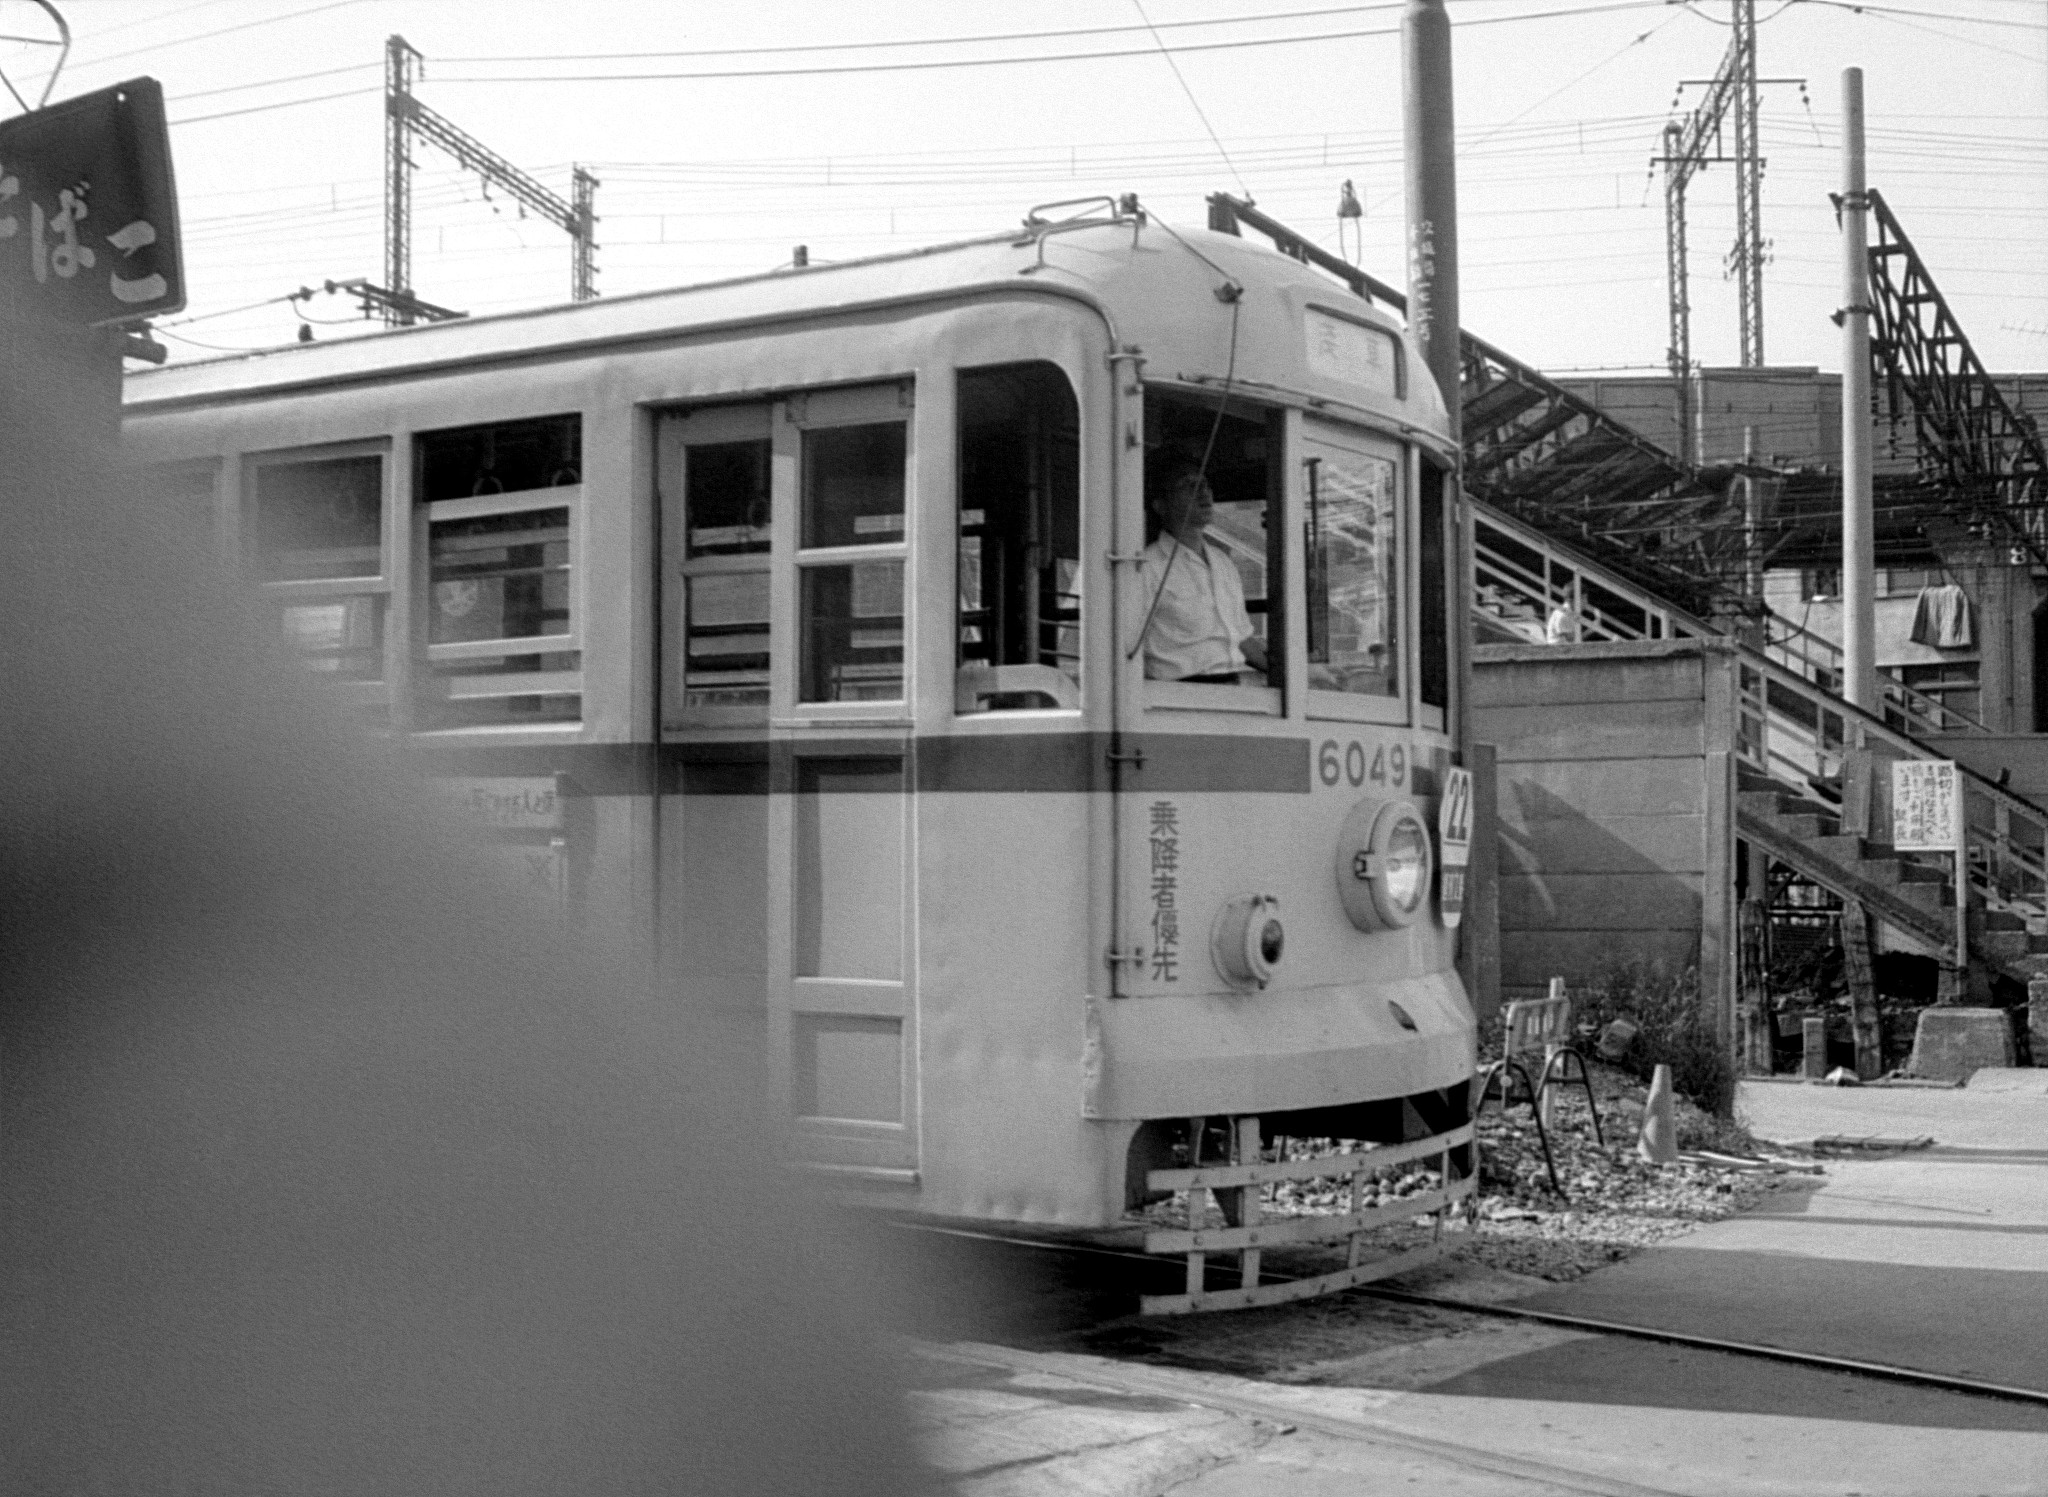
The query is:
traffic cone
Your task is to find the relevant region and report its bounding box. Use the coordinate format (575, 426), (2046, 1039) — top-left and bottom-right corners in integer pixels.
(1638, 1063), (1678, 1166)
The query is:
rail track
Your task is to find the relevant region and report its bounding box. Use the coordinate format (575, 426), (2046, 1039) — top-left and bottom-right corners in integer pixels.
(892, 1219), (2048, 1411)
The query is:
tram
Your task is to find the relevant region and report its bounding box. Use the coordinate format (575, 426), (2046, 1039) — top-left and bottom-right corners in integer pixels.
(124, 196), (1478, 1310)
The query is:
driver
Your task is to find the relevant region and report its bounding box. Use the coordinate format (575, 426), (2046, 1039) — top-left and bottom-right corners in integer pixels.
(1138, 460), (1268, 683)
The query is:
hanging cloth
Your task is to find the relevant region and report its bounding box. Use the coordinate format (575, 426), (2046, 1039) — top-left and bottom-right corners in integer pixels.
(1909, 584), (1974, 649)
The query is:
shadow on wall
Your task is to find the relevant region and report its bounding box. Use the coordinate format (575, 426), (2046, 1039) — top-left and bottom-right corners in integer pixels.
(1, 313), (925, 1494)
(1496, 773), (1705, 990)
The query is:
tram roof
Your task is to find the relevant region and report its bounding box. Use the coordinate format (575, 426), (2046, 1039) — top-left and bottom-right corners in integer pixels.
(127, 214), (1447, 436)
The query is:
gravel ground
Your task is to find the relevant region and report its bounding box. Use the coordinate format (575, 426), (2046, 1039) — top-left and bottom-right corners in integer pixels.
(1455, 1062), (1810, 1282)
(1138, 1058), (1815, 1286)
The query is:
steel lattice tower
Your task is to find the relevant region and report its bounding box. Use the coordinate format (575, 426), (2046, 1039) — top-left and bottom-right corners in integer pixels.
(1657, 0), (1770, 457)
(382, 33), (599, 328)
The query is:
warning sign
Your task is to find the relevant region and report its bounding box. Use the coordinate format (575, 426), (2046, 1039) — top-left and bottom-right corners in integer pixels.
(1891, 760), (1961, 852)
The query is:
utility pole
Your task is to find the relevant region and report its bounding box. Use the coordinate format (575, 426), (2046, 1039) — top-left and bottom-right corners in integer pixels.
(383, 33), (600, 328)
(1839, 67), (1876, 715)
(1403, 0), (1460, 442)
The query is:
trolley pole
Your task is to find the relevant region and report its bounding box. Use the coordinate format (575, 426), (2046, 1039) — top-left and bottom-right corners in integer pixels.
(1839, 67), (1876, 714)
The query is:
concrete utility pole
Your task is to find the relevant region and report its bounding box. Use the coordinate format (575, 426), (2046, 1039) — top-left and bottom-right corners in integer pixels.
(1402, 0), (1461, 441)
(1840, 67), (1876, 714)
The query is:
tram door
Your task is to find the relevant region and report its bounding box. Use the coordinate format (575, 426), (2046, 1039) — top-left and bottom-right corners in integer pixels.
(658, 387), (918, 1178)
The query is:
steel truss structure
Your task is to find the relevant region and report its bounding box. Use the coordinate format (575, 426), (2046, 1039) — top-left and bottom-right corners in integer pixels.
(384, 34), (598, 328)
(1865, 188), (2048, 565)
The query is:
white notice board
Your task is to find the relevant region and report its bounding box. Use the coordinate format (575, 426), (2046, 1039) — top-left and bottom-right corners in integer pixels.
(1891, 760), (1962, 851)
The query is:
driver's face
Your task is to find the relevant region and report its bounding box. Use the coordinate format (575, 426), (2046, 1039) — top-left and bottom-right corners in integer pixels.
(1165, 475), (1214, 534)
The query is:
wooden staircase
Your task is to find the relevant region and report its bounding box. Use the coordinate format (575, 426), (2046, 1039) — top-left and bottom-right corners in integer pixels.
(1736, 767), (2048, 999)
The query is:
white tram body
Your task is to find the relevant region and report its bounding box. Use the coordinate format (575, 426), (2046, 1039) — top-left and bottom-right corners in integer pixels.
(125, 204), (1476, 1261)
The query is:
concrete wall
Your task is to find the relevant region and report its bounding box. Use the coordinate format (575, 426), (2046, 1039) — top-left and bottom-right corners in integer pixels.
(1474, 639), (1736, 1045)
(1558, 367), (2045, 475)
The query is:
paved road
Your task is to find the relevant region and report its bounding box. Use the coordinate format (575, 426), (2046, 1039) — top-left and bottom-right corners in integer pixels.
(1515, 1073), (2048, 1389)
(910, 1074), (2048, 1494)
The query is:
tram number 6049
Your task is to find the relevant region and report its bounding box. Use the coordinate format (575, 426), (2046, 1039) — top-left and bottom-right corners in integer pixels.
(1317, 738), (1405, 790)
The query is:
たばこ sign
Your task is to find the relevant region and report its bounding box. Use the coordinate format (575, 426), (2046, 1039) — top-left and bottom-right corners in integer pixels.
(0, 78), (182, 326)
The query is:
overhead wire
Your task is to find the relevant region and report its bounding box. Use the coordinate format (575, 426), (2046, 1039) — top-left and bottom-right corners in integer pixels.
(17, 0), (371, 84)
(436, 3), (1411, 63)
(420, 2), (1675, 85)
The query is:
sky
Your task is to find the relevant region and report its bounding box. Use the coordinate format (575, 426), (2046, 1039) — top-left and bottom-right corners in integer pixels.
(5, 0), (2044, 376)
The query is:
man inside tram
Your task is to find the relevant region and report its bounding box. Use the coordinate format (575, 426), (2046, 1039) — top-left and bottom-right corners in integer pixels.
(1139, 459), (1268, 684)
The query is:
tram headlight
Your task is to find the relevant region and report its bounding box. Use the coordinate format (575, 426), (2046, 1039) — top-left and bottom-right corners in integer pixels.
(1212, 893), (1284, 991)
(1334, 797), (1435, 932)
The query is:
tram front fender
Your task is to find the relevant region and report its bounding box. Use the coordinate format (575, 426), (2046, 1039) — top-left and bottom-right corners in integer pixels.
(1086, 970), (1474, 1120)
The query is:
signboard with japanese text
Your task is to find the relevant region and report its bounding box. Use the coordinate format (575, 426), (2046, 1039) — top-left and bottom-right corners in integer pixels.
(0, 78), (182, 325)
(1438, 765), (1472, 928)
(1891, 759), (1962, 852)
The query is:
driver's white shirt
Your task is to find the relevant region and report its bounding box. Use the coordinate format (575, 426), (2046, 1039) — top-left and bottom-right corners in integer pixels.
(1139, 533), (1253, 680)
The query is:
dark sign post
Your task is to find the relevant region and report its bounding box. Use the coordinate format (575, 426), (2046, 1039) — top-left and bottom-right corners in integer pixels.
(0, 77), (183, 326)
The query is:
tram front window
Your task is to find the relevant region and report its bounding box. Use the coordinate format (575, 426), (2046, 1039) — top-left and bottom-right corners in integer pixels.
(1304, 436), (1399, 699)
(956, 362), (1080, 713)
(1140, 393), (1282, 690)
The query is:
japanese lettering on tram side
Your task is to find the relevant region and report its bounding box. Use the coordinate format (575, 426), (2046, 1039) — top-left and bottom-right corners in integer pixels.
(1148, 800), (1180, 982)
(0, 78), (183, 325)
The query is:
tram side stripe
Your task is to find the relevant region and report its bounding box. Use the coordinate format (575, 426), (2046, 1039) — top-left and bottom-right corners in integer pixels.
(404, 734), (1317, 795)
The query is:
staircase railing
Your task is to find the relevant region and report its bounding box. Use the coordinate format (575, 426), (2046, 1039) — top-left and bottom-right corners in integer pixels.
(1734, 648), (2048, 929)
(1472, 500), (2044, 940)
(1473, 504), (1987, 736)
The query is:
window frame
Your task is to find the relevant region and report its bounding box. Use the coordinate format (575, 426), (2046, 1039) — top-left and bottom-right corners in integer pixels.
(418, 482), (584, 725)
(777, 382), (915, 726)
(659, 381), (917, 733)
(662, 401), (777, 732)
(240, 437), (396, 714)
(1299, 415), (1412, 729)
(1135, 389), (1286, 720)
(953, 360), (1085, 719)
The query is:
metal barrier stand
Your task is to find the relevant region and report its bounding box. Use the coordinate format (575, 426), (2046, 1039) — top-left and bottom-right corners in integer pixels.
(1139, 1124), (1477, 1315)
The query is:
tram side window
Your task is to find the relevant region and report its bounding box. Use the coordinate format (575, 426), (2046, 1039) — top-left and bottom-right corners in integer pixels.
(799, 419), (907, 703)
(1140, 392), (1283, 689)
(681, 437), (772, 709)
(1304, 437), (1399, 700)
(415, 414), (583, 729)
(956, 362), (1081, 713)
(246, 448), (390, 691)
